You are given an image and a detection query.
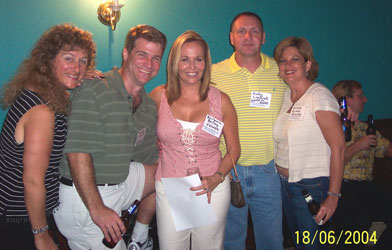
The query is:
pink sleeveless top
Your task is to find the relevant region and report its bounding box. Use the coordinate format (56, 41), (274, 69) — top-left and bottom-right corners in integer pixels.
(156, 86), (223, 180)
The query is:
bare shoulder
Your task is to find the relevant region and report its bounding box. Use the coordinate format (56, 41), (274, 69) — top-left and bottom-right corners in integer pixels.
(15, 104), (54, 144)
(220, 91), (231, 104)
(26, 105), (55, 122)
(220, 91), (234, 110)
(218, 90), (236, 120)
(23, 105), (55, 136)
(149, 85), (165, 105)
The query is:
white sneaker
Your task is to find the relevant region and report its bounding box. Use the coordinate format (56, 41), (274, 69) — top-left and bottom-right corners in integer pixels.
(127, 236), (153, 250)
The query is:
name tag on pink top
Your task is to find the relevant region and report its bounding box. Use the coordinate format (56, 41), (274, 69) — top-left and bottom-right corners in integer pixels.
(202, 114), (224, 138)
(250, 91), (271, 108)
(289, 106), (305, 120)
(135, 127), (146, 146)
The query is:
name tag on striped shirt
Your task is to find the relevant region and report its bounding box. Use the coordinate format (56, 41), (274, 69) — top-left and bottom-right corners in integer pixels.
(250, 91), (271, 108)
(135, 127), (147, 146)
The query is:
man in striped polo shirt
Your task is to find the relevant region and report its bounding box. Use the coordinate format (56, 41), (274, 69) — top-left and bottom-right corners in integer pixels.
(211, 12), (287, 250)
(54, 25), (166, 250)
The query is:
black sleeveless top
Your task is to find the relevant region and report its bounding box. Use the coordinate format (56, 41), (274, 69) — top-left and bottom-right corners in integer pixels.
(0, 89), (67, 223)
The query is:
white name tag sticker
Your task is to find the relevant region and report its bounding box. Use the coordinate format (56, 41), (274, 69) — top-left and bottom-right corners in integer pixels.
(250, 91), (272, 108)
(135, 127), (147, 146)
(289, 106), (306, 120)
(202, 115), (224, 138)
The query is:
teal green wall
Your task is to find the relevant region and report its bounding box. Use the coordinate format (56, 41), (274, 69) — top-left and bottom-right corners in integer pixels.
(1, 0), (391, 123)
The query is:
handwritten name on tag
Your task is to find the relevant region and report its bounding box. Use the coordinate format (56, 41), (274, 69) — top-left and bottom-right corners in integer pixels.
(202, 115), (224, 138)
(135, 127), (147, 146)
(289, 106), (305, 120)
(250, 92), (272, 108)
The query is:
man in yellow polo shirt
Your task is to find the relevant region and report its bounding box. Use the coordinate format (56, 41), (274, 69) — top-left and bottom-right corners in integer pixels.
(211, 12), (287, 250)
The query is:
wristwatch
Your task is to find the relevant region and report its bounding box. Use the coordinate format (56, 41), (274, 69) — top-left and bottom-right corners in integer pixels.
(215, 171), (225, 183)
(32, 225), (49, 234)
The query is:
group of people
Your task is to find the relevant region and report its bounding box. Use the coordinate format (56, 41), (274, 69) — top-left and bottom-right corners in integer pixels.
(0, 10), (391, 250)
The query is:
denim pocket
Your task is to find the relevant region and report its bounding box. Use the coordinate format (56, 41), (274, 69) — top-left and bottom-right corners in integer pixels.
(258, 160), (276, 174)
(295, 178), (322, 188)
(294, 177), (329, 204)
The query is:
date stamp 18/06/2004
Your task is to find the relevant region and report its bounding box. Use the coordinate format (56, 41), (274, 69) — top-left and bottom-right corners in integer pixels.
(295, 230), (377, 245)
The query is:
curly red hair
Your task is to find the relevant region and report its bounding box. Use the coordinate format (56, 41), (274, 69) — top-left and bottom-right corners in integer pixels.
(1, 23), (96, 114)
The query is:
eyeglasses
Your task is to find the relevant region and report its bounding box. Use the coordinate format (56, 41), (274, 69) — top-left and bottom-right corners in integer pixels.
(352, 93), (366, 99)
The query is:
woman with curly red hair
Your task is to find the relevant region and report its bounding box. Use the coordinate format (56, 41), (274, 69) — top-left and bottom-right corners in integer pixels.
(0, 23), (96, 250)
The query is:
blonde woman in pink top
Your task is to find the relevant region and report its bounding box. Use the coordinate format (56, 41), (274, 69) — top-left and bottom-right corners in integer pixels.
(150, 30), (240, 250)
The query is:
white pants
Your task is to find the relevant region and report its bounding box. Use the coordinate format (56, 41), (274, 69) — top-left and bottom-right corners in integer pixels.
(156, 177), (230, 250)
(53, 162), (145, 250)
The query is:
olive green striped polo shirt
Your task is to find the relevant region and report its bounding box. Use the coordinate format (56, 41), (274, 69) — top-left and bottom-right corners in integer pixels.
(60, 67), (158, 184)
(211, 53), (287, 166)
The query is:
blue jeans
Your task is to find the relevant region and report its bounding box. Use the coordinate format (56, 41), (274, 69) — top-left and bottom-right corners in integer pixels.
(224, 160), (283, 250)
(280, 175), (329, 250)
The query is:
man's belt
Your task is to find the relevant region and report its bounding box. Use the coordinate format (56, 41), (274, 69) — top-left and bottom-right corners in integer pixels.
(60, 177), (117, 187)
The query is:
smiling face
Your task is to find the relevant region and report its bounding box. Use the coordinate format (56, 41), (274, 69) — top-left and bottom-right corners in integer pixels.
(230, 15), (265, 58)
(122, 37), (164, 88)
(278, 46), (311, 84)
(177, 41), (206, 86)
(53, 49), (88, 90)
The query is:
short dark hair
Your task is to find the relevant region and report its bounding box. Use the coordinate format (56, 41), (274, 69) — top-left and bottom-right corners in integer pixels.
(123, 24), (167, 65)
(230, 12), (264, 33)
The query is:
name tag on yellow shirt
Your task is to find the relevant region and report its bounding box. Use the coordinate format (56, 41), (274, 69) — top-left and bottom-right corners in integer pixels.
(250, 91), (271, 108)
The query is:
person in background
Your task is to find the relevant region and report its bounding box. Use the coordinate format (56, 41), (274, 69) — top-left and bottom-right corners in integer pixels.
(211, 12), (287, 250)
(150, 30), (240, 250)
(0, 24), (96, 250)
(273, 37), (345, 250)
(332, 80), (392, 249)
(53, 24), (166, 250)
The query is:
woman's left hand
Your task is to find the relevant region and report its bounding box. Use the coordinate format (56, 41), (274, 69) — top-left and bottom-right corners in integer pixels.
(315, 195), (339, 225)
(190, 174), (222, 204)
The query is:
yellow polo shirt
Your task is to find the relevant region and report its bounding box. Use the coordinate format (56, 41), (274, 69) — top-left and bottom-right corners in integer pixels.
(211, 52), (287, 166)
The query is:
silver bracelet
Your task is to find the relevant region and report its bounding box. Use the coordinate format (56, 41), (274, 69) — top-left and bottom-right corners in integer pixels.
(327, 191), (341, 198)
(32, 225), (49, 234)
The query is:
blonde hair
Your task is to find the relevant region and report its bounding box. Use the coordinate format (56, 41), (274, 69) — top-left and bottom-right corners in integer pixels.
(166, 30), (212, 105)
(1, 24), (96, 114)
